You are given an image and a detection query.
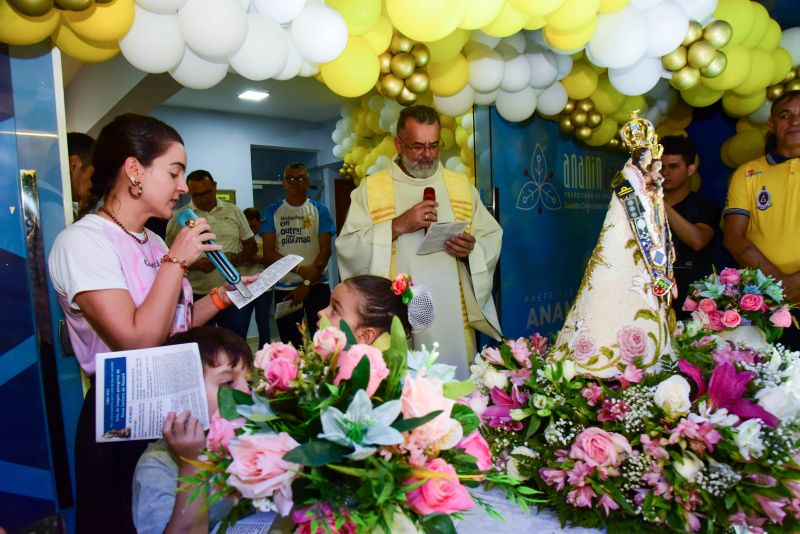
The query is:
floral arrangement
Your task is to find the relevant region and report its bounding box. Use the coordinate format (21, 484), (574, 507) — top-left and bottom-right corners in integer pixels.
(188, 318), (536, 533)
(470, 271), (800, 533)
(681, 267), (794, 343)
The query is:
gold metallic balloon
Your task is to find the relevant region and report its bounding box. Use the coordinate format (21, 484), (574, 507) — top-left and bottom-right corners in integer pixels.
(397, 86), (418, 106)
(410, 44), (430, 68)
(380, 74), (404, 98)
(703, 20), (733, 49)
(574, 126), (593, 141)
(405, 70), (429, 94)
(608, 138), (620, 149)
(786, 79), (800, 92)
(55, 0), (93, 9)
(8, 0), (53, 16)
(390, 53), (416, 79)
(700, 51), (727, 78)
(687, 40), (716, 69)
(682, 20), (703, 47)
(379, 52), (392, 75)
(662, 47), (687, 72)
(670, 65), (701, 91)
(390, 34), (413, 54)
(783, 70), (797, 84)
(339, 168), (346, 177)
(559, 116), (574, 134)
(576, 99), (594, 113)
(570, 110), (588, 126)
(563, 100), (576, 114)
(767, 84), (785, 101)
(587, 111), (603, 128)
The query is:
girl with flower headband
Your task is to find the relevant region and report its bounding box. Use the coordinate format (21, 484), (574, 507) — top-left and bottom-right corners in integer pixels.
(318, 273), (434, 347)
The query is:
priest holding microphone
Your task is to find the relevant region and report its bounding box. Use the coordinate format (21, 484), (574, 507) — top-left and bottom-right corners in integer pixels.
(337, 105), (504, 378)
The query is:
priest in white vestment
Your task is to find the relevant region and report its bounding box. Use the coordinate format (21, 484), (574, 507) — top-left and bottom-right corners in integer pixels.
(337, 105), (503, 378)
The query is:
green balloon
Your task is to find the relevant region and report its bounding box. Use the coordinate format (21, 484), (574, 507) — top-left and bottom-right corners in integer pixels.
(55, 0), (94, 10)
(8, 0), (54, 17)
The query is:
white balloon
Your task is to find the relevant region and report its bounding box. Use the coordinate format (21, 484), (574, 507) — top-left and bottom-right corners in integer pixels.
(588, 7), (648, 68)
(178, 0), (248, 60)
(455, 163), (468, 175)
(299, 61), (319, 77)
(468, 47), (504, 93)
(609, 56), (662, 96)
(341, 115), (354, 130)
(470, 30), (501, 49)
(501, 55), (532, 92)
(644, 106), (661, 125)
(461, 113), (473, 130)
(229, 14), (288, 80)
(501, 33), (526, 54)
(474, 89), (498, 106)
(253, 0), (305, 24)
(135, 0), (187, 14)
(170, 47), (229, 89)
(527, 51), (558, 88)
(780, 27), (800, 67)
(750, 99), (772, 125)
(274, 38), (303, 80)
(290, 5), (348, 64)
(121, 7), (186, 73)
(630, 0), (662, 8)
(536, 82), (568, 115)
(467, 133), (474, 150)
(672, 0), (715, 23)
(642, 0), (689, 57)
(341, 136), (354, 151)
(445, 156), (461, 170)
(433, 85), (476, 117)
(332, 145), (345, 158)
(376, 156), (391, 169)
(555, 52), (572, 81)
(367, 165), (378, 175)
(647, 77), (672, 101)
(495, 87), (538, 122)
(332, 127), (346, 144)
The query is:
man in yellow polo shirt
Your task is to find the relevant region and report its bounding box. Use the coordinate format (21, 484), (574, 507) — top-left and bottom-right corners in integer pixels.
(723, 90), (800, 348)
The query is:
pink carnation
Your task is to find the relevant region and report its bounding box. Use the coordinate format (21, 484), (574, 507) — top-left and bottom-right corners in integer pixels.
(739, 293), (765, 312)
(770, 307), (792, 328)
(617, 326), (648, 363)
(698, 298), (717, 313)
(569, 427), (631, 468)
(682, 297), (698, 311)
(406, 458), (474, 515)
(722, 309), (742, 328)
(334, 344), (388, 397)
(226, 433), (301, 516)
(313, 327), (346, 361)
(572, 333), (597, 363)
(719, 267), (741, 285)
(457, 431), (492, 472)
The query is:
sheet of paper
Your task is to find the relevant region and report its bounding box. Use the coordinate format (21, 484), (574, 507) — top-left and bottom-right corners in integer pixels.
(95, 343), (208, 442)
(210, 512), (277, 534)
(228, 254), (303, 309)
(275, 299), (303, 319)
(416, 221), (468, 255)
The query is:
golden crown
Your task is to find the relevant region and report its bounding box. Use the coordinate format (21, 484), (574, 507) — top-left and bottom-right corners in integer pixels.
(620, 110), (663, 160)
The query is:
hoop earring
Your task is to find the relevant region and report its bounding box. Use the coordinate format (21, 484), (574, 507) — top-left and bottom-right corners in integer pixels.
(128, 177), (143, 200)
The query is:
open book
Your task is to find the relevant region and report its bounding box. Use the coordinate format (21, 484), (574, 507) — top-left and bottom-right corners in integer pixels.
(95, 343), (208, 442)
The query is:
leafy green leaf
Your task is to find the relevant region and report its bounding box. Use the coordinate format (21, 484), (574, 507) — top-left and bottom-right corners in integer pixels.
(283, 440), (351, 466)
(382, 317), (408, 400)
(442, 380), (475, 399)
(451, 403), (480, 436)
(420, 513), (457, 534)
(634, 309), (658, 323)
(525, 416), (541, 438)
(499, 344), (519, 370)
(338, 319), (358, 348)
(392, 410), (443, 432)
(218, 386), (253, 420)
(347, 355), (372, 394)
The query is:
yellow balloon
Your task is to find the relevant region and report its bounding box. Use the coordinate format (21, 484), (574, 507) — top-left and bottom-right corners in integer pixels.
(590, 74), (626, 115)
(732, 49), (773, 95)
(52, 21), (120, 63)
(611, 94), (646, 124)
(545, 0), (600, 33)
(757, 19), (781, 51)
(523, 15), (546, 30)
(598, 0), (628, 13)
(320, 36), (380, 98)
(62, 0), (134, 42)
(680, 85), (724, 108)
(701, 44), (751, 91)
(561, 60), (599, 100)
(712, 0), (754, 47)
(0, 0), (59, 45)
(427, 54), (469, 97)
(481, 2), (528, 38)
(584, 118), (618, 147)
(736, 118), (756, 133)
(361, 14), (393, 54)
(669, 100), (694, 129)
(544, 15), (597, 51)
(741, 2), (769, 49)
(441, 127), (455, 150)
(459, 0), (504, 30)
(455, 126), (468, 148)
(719, 137), (735, 168)
(770, 47), (793, 86)
(722, 90), (766, 117)
(426, 28), (470, 63)
(726, 129), (765, 167)
(327, 0), (381, 36)
(509, 0), (566, 17)
(385, 0), (466, 43)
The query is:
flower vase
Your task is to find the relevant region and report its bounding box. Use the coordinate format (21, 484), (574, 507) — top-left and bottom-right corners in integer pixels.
(717, 324), (769, 351)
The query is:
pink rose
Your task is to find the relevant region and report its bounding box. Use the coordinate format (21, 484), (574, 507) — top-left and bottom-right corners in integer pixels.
(569, 427), (632, 468)
(682, 297), (698, 312)
(334, 344), (388, 397)
(313, 327), (346, 361)
(255, 342), (299, 370)
(739, 293), (765, 312)
(293, 503), (355, 534)
(707, 310), (725, 331)
(617, 326), (649, 363)
(719, 267), (741, 285)
(721, 309), (742, 328)
(266, 358), (298, 391)
(401, 372), (462, 464)
(206, 411), (243, 453)
(391, 274), (410, 295)
(406, 458), (474, 515)
(770, 307), (792, 328)
(572, 333), (597, 363)
(507, 338), (532, 368)
(456, 431), (492, 472)
(226, 433), (301, 516)
(481, 346), (504, 365)
(698, 298), (717, 313)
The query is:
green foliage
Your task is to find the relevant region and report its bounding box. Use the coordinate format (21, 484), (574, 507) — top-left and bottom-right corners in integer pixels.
(450, 403), (480, 436)
(381, 317), (408, 400)
(218, 386), (254, 420)
(391, 410), (443, 432)
(284, 440), (352, 466)
(419, 513), (457, 534)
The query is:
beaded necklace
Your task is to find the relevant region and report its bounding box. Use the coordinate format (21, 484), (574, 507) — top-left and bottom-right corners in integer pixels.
(99, 207), (149, 245)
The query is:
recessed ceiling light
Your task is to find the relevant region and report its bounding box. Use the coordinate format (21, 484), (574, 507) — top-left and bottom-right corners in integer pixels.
(238, 90), (270, 101)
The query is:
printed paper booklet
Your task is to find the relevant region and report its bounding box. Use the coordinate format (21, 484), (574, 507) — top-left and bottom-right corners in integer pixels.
(227, 254), (303, 309)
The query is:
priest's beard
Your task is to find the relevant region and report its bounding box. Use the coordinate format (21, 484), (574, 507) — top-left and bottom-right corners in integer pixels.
(399, 153), (437, 179)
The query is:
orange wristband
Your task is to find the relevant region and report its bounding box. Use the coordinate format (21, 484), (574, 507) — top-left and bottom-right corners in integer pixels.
(209, 287), (231, 310)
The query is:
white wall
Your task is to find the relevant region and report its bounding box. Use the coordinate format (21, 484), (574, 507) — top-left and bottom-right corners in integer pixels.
(150, 105), (338, 209)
